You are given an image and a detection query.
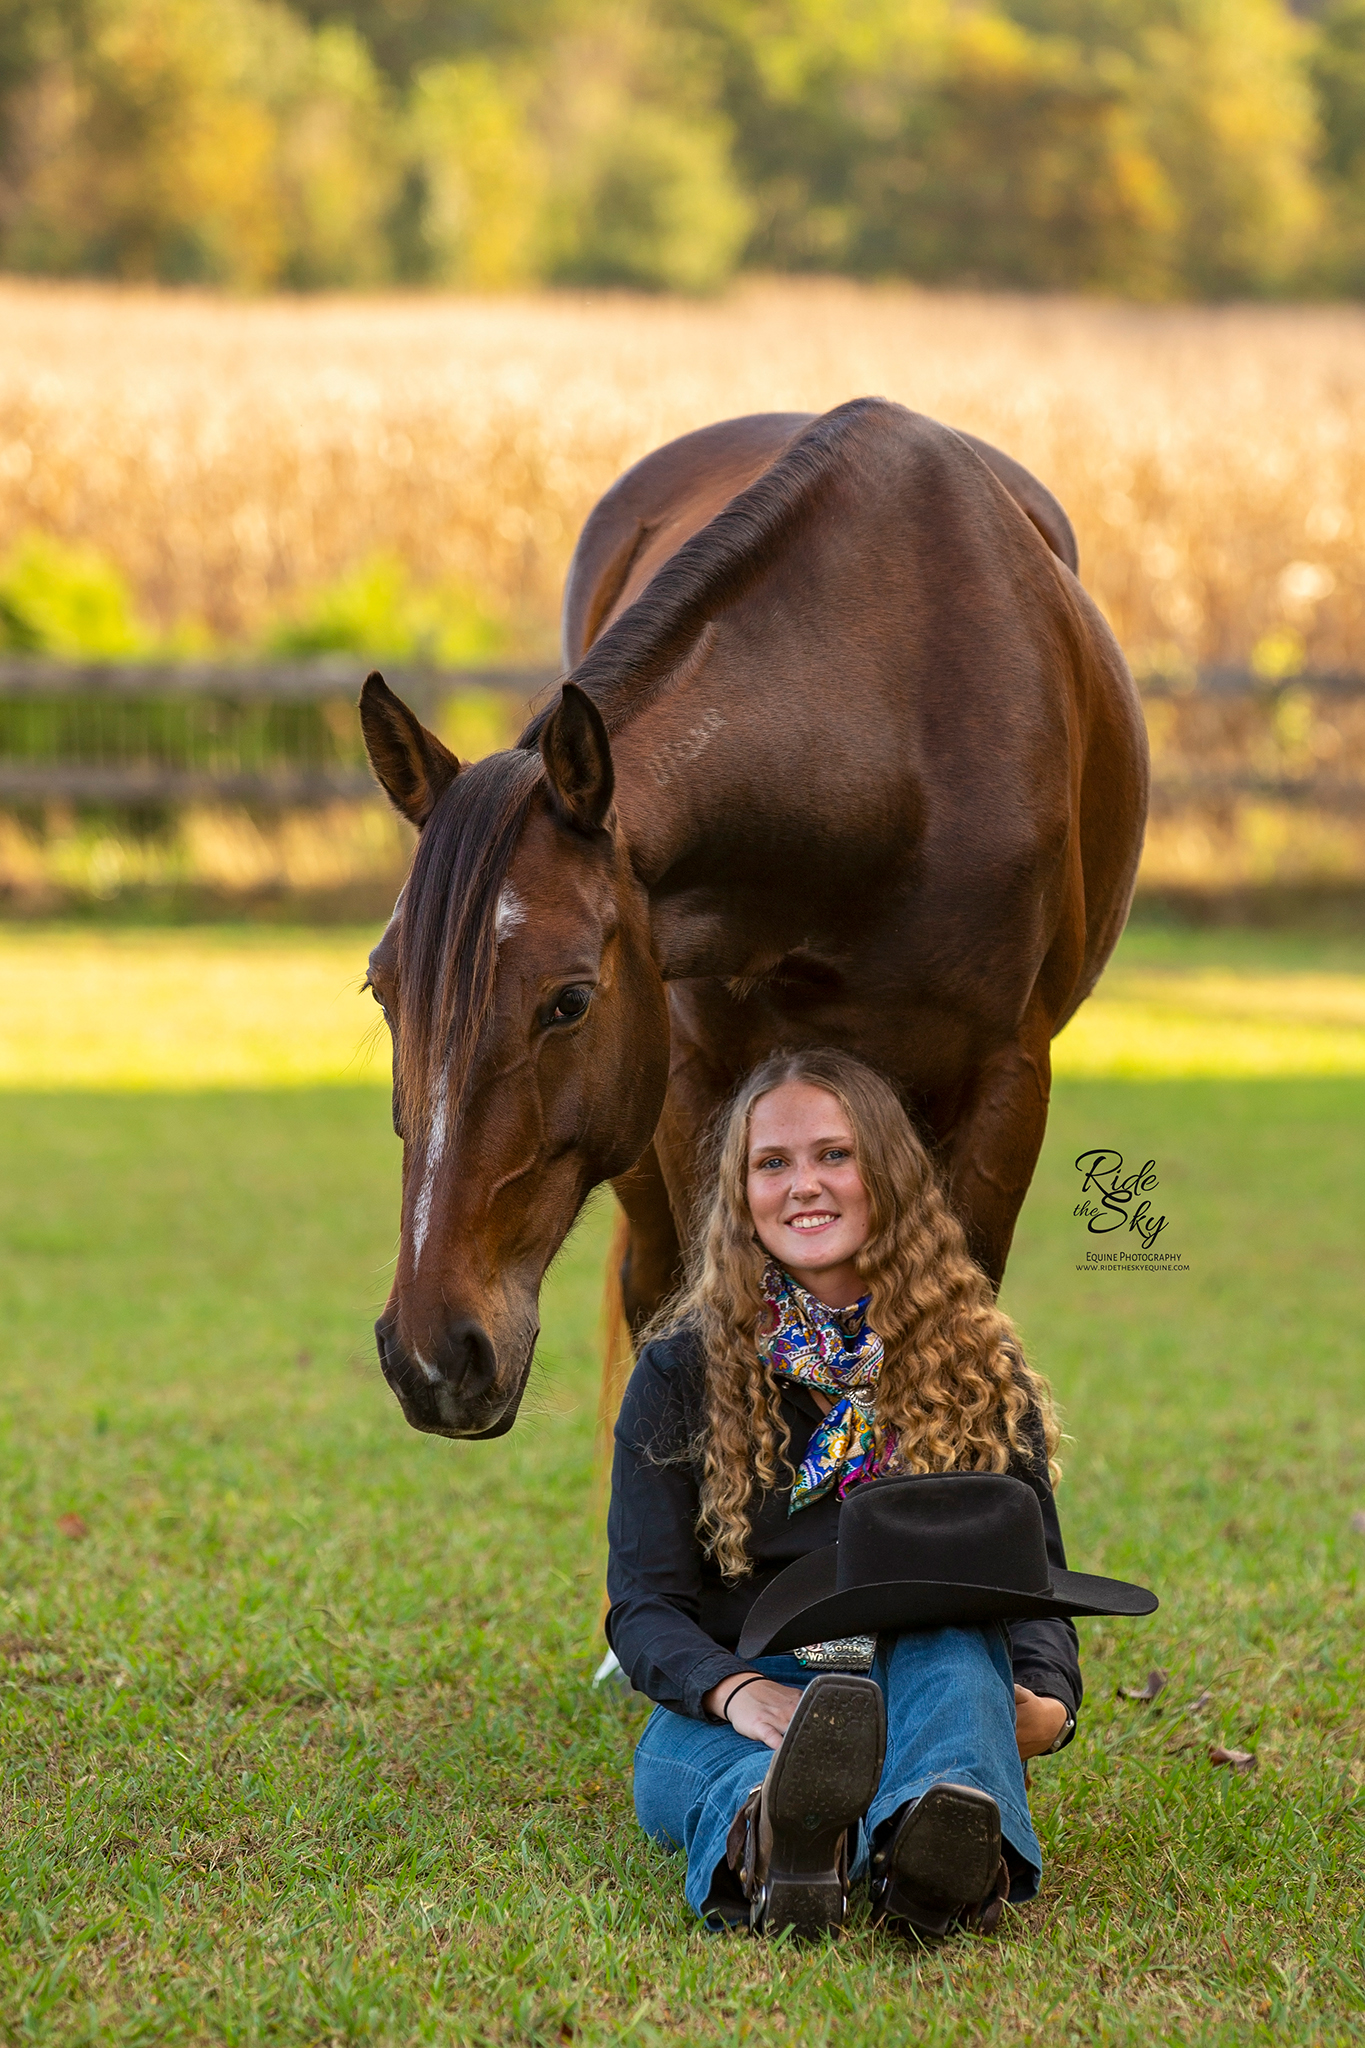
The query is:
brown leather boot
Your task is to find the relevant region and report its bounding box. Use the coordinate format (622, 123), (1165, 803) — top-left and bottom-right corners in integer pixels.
(724, 1673), (886, 1939)
(868, 1782), (1010, 1940)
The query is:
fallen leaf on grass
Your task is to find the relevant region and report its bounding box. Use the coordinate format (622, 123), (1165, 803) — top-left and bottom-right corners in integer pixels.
(1209, 1745), (1256, 1772)
(1350, 1510), (1365, 1535)
(56, 1512), (88, 1540)
(1184, 1690), (1214, 1714)
(1118, 1667), (1168, 1703)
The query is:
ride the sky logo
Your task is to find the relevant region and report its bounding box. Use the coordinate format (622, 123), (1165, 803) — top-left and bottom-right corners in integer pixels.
(1072, 1150), (1187, 1273)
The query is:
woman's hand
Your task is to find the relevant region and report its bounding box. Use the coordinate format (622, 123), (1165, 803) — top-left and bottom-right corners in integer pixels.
(704, 1675), (805, 1748)
(1014, 1685), (1069, 1759)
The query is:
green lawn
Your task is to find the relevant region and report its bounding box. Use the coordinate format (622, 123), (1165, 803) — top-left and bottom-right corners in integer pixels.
(1, 926), (1362, 2045)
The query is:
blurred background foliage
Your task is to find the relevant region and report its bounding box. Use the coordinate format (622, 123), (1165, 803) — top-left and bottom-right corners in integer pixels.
(0, 0), (1364, 296)
(0, 532), (504, 661)
(0, 530), (152, 653)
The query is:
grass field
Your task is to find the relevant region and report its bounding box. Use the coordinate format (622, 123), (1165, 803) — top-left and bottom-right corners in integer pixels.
(1, 920), (1363, 2045)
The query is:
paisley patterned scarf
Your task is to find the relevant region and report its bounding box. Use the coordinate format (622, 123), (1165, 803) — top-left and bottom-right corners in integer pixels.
(759, 1260), (898, 1512)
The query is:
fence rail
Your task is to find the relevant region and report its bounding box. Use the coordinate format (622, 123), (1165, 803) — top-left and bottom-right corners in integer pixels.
(2, 657), (1359, 698)
(0, 659), (1361, 809)
(0, 766), (382, 803)
(1140, 667), (1365, 700)
(1147, 776), (1365, 815)
(0, 658), (557, 701)
(0, 660), (557, 806)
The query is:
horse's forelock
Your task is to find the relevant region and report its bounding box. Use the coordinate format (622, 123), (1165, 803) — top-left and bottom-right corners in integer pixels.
(396, 749), (543, 1138)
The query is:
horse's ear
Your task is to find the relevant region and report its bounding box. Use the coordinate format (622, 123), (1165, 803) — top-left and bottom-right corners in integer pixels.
(359, 672), (460, 827)
(540, 683), (615, 834)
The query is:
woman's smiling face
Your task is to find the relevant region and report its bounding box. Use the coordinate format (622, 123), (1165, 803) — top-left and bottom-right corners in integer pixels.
(746, 1080), (872, 1307)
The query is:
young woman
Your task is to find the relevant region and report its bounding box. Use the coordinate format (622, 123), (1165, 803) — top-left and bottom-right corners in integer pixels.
(605, 1047), (1086, 1941)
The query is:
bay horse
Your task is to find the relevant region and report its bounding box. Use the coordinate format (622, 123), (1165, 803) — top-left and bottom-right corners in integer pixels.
(359, 399), (1148, 1441)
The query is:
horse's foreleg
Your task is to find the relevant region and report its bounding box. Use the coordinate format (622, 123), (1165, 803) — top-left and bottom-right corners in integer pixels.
(593, 1148), (681, 1489)
(591, 1144), (684, 1690)
(940, 1021), (1053, 1292)
(610, 1140), (685, 1336)
(595, 1146), (682, 1483)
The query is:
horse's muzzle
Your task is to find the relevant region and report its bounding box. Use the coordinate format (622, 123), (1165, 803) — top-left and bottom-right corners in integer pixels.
(374, 1312), (529, 1439)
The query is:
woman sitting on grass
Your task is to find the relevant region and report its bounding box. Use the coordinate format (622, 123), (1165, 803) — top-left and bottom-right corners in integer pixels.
(607, 1047), (1151, 1941)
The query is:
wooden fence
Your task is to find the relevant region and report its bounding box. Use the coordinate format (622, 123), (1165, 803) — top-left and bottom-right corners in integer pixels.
(0, 659), (555, 805)
(1, 657), (1362, 811)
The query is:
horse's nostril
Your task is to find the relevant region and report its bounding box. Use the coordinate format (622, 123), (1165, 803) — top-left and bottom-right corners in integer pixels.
(374, 1312), (502, 1435)
(375, 1314), (418, 1400)
(435, 1319), (498, 1403)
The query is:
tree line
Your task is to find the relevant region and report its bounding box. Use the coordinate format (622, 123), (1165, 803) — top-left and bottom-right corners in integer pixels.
(1, 0), (1364, 295)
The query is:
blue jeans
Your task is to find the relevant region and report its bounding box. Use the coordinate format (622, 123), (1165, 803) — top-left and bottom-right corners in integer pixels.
(633, 1626), (1042, 1923)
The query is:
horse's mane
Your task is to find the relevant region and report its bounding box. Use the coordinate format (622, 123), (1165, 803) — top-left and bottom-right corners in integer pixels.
(397, 397), (889, 1128)
(518, 396), (886, 749)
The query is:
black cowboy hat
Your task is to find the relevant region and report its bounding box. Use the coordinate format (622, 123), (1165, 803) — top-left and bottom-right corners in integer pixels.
(737, 1472), (1157, 1661)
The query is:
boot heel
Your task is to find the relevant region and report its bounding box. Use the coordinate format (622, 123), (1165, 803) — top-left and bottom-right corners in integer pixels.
(744, 1674), (886, 1940)
(756, 1873), (847, 1940)
(871, 1781), (1003, 1939)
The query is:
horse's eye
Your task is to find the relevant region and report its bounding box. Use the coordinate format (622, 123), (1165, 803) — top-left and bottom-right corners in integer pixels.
(550, 985), (592, 1025)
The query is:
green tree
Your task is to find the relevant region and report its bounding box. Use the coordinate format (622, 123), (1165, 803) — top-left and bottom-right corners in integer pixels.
(686, 0), (1323, 293)
(1131, 0), (1321, 294)
(0, 0), (397, 283)
(406, 54), (546, 285)
(406, 9), (751, 290)
(1309, 0), (1365, 290)
(288, 0), (574, 86)
(849, 11), (1178, 291)
(0, 0), (1357, 298)
(545, 99), (751, 290)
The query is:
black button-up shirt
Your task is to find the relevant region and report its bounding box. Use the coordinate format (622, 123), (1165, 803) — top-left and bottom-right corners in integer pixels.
(606, 1324), (1083, 1725)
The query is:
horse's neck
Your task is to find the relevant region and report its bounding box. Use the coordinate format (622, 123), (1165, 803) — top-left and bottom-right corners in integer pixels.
(612, 695), (877, 984)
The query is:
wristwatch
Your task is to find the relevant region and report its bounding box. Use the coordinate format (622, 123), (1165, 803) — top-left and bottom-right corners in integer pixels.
(1045, 1704), (1077, 1754)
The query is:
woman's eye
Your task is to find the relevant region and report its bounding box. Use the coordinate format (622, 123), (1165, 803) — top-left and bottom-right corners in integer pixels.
(550, 985), (592, 1025)
(824, 1148), (850, 1163)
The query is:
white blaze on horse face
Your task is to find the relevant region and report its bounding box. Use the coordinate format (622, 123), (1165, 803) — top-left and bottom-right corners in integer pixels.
(409, 889), (520, 1269)
(410, 1069), (448, 1265)
(495, 884), (527, 945)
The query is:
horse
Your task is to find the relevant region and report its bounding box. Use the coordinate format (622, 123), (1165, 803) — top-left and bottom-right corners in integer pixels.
(358, 398), (1148, 1442)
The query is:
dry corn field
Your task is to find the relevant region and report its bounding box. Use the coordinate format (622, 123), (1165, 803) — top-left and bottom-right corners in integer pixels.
(2, 276), (1364, 665)
(2, 275), (1364, 909)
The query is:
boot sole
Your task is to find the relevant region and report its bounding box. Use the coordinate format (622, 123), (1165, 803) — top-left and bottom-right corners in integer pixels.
(758, 1674), (887, 1940)
(882, 1781), (1001, 1935)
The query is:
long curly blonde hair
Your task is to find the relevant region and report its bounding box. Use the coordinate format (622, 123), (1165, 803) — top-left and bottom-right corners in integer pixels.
(674, 1047), (1060, 1579)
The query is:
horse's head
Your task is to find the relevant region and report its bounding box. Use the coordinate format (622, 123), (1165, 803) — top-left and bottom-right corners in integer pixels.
(358, 674), (669, 1439)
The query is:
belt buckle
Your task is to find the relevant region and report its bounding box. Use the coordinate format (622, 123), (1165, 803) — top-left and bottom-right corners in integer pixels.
(792, 1633), (877, 1673)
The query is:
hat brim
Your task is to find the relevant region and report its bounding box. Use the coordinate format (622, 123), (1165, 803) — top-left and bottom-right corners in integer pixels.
(736, 1543), (1158, 1661)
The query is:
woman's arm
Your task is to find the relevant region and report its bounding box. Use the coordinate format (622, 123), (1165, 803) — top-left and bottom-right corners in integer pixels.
(606, 1343), (753, 1718)
(1008, 1406), (1084, 1745)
